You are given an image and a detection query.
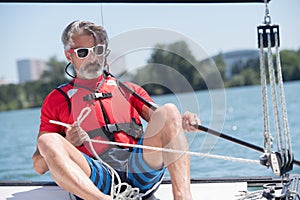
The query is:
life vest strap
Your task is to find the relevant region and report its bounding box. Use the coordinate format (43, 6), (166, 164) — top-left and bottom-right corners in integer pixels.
(106, 120), (143, 138)
(87, 120), (143, 140)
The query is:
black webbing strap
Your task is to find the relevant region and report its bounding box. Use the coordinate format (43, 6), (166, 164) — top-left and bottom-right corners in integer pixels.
(87, 121), (143, 140)
(56, 86), (72, 115)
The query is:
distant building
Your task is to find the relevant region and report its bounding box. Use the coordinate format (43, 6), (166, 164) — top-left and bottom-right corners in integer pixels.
(0, 78), (11, 85)
(17, 59), (48, 84)
(213, 49), (260, 79)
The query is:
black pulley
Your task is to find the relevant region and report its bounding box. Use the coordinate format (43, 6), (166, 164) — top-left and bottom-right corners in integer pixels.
(257, 24), (280, 48)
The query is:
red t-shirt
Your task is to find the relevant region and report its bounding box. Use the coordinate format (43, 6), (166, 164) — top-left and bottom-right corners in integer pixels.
(39, 76), (153, 156)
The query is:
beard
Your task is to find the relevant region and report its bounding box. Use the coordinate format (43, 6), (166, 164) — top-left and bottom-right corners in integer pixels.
(77, 61), (103, 79)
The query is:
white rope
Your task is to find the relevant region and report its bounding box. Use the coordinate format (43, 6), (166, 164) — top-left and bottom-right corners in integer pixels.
(258, 12), (293, 175)
(49, 107), (263, 166)
(275, 33), (293, 162)
(87, 135), (141, 200)
(50, 107), (142, 200)
(76, 107), (91, 126)
(89, 139), (260, 165)
(49, 118), (261, 166)
(266, 32), (283, 154)
(49, 120), (71, 129)
(49, 107), (91, 129)
(259, 32), (272, 153)
(236, 190), (263, 200)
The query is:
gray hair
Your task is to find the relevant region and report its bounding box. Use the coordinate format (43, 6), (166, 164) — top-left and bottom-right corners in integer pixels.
(61, 20), (108, 50)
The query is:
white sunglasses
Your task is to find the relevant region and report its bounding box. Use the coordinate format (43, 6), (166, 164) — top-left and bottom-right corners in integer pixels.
(69, 44), (106, 59)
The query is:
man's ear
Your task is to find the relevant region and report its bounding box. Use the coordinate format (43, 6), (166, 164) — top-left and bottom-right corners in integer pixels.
(64, 50), (72, 62)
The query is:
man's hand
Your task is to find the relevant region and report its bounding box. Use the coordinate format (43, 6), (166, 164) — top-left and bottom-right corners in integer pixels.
(182, 111), (201, 132)
(65, 121), (89, 146)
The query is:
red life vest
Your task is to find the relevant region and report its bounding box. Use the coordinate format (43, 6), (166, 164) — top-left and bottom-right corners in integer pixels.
(55, 76), (146, 157)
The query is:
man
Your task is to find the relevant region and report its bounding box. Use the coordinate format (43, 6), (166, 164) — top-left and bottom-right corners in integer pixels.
(32, 20), (201, 200)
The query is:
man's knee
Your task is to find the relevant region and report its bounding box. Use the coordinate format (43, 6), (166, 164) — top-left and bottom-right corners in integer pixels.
(146, 103), (182, 140)
(159, 103), (182, 130)
(37, 133), (63, 156)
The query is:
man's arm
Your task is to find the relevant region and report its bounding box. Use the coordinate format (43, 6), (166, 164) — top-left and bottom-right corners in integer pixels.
(140, 103), (158, 122)
(32, 131), (49, 175)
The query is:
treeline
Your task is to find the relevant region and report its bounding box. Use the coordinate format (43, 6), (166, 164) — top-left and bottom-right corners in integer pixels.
(0, 41), (299, 111)
(0, 57), (68, 111)
(224, 49), (300, 87)
(127, 41), (300, 95)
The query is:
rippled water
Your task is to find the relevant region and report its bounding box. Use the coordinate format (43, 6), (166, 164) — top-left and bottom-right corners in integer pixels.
(0, 81), (299, 181)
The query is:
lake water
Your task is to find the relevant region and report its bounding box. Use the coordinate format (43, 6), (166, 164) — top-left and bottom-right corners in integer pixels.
(0, 81), (299, 181)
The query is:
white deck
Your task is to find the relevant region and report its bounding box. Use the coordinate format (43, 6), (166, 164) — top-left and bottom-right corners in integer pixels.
(0, 182), (247, 200)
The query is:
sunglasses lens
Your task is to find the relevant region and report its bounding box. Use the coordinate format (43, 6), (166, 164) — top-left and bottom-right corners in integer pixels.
(94, 45), (105, 56)
(77, 49), (89, 58)
(72, 45), (105, 58)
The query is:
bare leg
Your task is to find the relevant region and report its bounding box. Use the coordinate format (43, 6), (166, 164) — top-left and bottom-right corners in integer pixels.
(37, 133), (112, 200)
(143, 103), (193, 200)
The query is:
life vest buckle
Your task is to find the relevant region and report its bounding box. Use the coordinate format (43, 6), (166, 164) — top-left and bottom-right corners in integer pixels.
(83, 92), (112, 101)
(107, 123), (120, 133)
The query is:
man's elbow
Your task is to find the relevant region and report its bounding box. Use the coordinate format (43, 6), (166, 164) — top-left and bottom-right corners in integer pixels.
(33, 166), (46, 175)
(33, 163), (47, 175)
(32, 154), (48, 175)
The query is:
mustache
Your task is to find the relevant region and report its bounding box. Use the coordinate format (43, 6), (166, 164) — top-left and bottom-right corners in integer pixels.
(83, 62), (101, 69)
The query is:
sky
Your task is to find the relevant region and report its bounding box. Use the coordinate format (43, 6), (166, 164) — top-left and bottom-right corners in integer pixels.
(0, 0), (299, 83)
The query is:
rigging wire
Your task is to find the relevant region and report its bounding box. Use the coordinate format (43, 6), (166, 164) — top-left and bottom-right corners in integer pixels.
(100, 3), (104, 27)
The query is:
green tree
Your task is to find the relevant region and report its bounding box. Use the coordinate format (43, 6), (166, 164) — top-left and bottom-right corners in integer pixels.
(214, 53), (226, 81)
(280, 49), (300, 81)
(226, 58), (260, 87)
(41, 56), (68, 84)
(132, 41), (201, 95)
(1, 48), (299, 111)
(0, 56), (68, 111)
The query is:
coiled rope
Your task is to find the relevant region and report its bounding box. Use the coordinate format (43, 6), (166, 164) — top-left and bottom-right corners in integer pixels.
(51, 107), (142, 200)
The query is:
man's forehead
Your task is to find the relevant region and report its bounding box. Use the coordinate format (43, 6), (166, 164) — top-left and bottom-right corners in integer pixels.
(70, 34), (97, 47)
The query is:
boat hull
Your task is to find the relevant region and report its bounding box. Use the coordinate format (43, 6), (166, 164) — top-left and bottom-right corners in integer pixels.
(0, 176), (285, 200)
